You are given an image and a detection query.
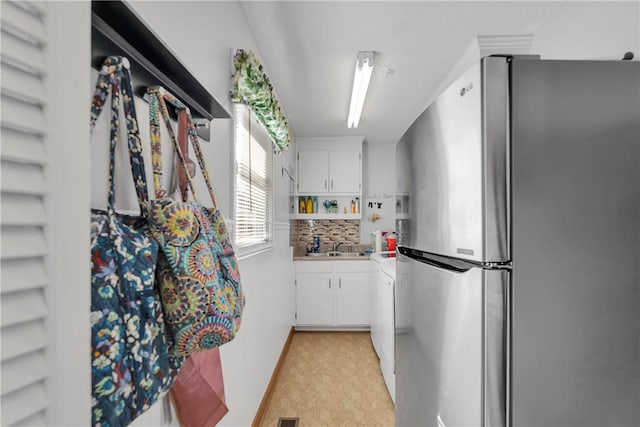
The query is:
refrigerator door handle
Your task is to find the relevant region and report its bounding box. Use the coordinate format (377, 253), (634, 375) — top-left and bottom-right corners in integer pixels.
(398, 246), (478, 273)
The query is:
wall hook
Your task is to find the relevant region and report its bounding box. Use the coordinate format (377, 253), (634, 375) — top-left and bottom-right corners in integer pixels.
(192, 119), (211, 142)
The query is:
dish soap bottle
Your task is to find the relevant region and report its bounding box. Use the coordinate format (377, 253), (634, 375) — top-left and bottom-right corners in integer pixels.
(306, 196), (313, 214)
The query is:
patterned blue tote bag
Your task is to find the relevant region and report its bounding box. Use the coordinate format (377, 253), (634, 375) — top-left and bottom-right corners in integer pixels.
(90, 56), (182, 427)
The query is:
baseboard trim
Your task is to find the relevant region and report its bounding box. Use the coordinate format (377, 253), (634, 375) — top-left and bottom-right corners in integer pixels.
(294, 326), (370, 332)
(252, 326), (296, 427)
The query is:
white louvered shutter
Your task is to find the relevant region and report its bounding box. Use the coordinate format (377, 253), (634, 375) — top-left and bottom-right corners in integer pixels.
(1, 1), (50, 426)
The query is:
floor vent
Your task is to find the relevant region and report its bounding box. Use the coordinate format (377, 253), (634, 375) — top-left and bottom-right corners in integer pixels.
(277, 417), (299, 427)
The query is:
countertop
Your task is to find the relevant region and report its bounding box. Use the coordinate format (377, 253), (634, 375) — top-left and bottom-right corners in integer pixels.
(371, 252), (397, 278)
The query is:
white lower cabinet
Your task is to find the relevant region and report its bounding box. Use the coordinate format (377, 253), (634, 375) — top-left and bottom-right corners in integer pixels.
(335, 271), (370, 325)
(295, 272), (333, 325)
(295, 260), (370, 327)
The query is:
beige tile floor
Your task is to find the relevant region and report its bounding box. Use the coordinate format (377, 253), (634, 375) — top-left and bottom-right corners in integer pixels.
(260, 332), (395, 427)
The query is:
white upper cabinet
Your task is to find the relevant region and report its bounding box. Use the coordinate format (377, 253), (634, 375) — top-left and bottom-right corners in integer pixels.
(296, 137), (363, 195)
(329, 150), (361, 193)
(297, 150), (330, 193)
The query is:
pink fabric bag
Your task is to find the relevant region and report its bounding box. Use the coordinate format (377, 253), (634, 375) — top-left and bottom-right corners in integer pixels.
(170, 348), (228, 427)
(176, 109), (196, 202)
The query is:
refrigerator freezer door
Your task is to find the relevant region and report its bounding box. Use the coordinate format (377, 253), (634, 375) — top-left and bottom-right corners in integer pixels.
(395, 248), (508, 427)
(396, 57), (509, 263)
(510, 59), (640, 426)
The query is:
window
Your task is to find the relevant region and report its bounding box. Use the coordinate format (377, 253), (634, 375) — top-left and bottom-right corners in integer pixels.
(234, 103), (274, 254)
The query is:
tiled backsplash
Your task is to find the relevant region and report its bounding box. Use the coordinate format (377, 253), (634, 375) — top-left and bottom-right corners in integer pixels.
(290, 219), (360, 250)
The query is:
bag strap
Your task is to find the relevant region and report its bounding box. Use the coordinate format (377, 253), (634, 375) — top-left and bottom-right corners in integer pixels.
(182, 110), (220, 209)
(147, 87), (219, 208)
(90, 56), (150, 215)
(147, 86), (198, 200)
(148, 87), (167, 198)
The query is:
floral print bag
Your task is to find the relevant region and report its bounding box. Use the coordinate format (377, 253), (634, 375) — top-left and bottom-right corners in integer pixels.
(145, 86), (245, 356)
(90, 57), (182, 426)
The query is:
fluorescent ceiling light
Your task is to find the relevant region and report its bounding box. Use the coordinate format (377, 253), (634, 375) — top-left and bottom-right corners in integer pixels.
(347, 51), (374, 129)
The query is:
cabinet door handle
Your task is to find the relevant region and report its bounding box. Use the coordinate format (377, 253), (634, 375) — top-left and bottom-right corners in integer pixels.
(331, 179), (334, 190)
(329, 278), (331, 289)
(324, 180), (327, 190)
(339, 278), (342, 289)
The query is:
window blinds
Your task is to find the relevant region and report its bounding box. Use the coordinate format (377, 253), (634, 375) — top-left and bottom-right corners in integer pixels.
(234, 103), (273, 251)
(1, 1), (50, 425)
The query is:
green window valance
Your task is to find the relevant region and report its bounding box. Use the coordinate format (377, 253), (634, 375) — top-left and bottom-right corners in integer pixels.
(231, 49), (291, 153)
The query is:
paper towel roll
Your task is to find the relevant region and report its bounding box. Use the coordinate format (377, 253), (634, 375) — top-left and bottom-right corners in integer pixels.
(374, 230), (382, 253)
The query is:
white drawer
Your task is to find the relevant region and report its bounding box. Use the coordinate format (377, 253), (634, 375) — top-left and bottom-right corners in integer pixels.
(335, 260), (371, 273)
(295, 260), (334, 273)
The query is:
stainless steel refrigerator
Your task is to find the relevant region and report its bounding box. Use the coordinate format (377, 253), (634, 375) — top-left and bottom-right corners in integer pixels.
(395, 56), (639, 427)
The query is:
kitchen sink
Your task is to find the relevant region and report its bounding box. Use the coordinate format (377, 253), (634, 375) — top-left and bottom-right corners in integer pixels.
(335, 252), (367, 257)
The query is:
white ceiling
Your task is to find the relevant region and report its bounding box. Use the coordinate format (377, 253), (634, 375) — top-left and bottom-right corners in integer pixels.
(239, 1), (637, 146)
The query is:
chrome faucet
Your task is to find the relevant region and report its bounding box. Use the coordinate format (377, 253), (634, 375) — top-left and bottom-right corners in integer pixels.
(332, 241), (352, 252)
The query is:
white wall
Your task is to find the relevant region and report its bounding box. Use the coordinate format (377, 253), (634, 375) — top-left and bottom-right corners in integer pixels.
(530, 2), (640, 60)
(361, 142), (396, 245)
